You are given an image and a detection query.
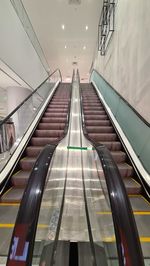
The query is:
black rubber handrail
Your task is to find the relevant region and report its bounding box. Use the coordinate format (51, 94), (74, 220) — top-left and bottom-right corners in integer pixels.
(6, 144), (56, 266)
(78, 73), (144, 266)
(90, 69), (150, 127)
(0, 68), (62, 126)
(95, 144), (144, 266)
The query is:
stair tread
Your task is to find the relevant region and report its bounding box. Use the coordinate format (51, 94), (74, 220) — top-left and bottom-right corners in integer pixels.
(12, 171), (31, 187)
(1, 188), (24, 203)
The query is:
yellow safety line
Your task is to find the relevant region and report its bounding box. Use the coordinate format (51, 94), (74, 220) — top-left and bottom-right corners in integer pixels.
(131, 178), (140, 186)
(1, 187), (13, 197)
(102, 236), (150, 243)
(96, 211), (150, 215)
(140, 237), (150, 242)
(141, 196), (150, 207)
(0, 224), (49, 228)
(12, 170), (21, 176)
(0, 224), (14, 228)
(128, 194), (142, 197)
(0, 203), (20, 206)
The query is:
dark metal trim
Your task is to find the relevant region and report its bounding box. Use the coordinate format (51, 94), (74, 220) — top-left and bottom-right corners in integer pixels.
(0, 68), (62, 126)
(91, 69), (150, 127)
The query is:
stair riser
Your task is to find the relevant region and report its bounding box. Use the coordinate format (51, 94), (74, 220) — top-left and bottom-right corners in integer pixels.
(35, 130), (63, 138)
(88, 134), (117, 141)
(31, 137), (58, 146)
(38, 123), (65, 130)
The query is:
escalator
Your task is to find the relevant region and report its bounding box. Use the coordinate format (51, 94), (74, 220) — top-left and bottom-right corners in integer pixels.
(80, 83), (150, 262)
(1, 83), (71, 203)
(0, 80), (71, 262)
(6, 74), (144, 266)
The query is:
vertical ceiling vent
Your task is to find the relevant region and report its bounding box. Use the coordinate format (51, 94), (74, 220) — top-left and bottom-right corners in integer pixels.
(69, 0), (81, 5)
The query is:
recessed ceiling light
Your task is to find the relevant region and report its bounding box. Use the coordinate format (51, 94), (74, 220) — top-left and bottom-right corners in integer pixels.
(85, 25), (88, 31)
(65, 45), (67, 49)
(61, 24), (65, 30)
(83, 46), (86, 50)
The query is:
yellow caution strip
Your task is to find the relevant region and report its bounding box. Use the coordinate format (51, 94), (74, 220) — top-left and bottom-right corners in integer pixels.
(12, 170), (21, 176)
(96, 211), (150, 215)
(0, 203), (20, 206)
(102, 236), (150, 243)
(0, 224), (49, 228)
(140, 237), (150, 242)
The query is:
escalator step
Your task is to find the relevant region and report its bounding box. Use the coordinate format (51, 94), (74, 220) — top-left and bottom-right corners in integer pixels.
(83, 106), (104, 111)
(1, 188), (24, 203)
(123, 178), (142, 194)
(111, 151), (126, 163)
(84, 115), (108, 120)
(44, 112), (67, 117)
(46, 108), (68, 113)
(83, 110), (105, 115)
(116, 163), (134, 178)
(35, 129), (64, 138)
(38, 123), (65, 130)
(86, 126), (114, 133)
(31, 137), (58, 146)
(98, 141), (122, 151)
(26, 146), (43, 157)
(41, 117), (67, 123)
(12, 170), (30, 187)
(20, 157), (36, 171)
(85, 120), (110, 126)
(88, 133), (117, 141)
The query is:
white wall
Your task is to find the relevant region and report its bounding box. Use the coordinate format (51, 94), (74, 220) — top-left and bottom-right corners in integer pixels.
(0, 0), (48, 89)
(94, 0), (150, 123)
(7, 86), (31, 114)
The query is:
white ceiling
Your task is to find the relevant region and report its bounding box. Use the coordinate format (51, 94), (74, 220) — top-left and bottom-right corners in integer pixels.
(22, 0), (103, 81)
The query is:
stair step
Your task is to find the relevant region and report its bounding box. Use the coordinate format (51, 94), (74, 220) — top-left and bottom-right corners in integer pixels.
(111, 151), (126, 163)
(26, 146), (43, 157)
(117, 163), (134, 178)
(41, 117), (67, 123)
(85, 120), (110, 126)
(44, 112), (67, 117)
(31, 137), (58, 146)
(86, 126), (114, 133)
(124, 178), (142, 194)
(88, 133), (117, 141)
(35, 129), (63, 138)
(85, 115), (108, 120)
(38, 123), (65, 130)
(83, 106), (104, 111)
(84, 110), (105, 115)
(20, 157), (36, 171)
(46, 108), (68, 113)
(12, 171), (31, 187)
(1, 188), (24, 203)
(83, 103), (101, 107)
(48, 104), (69, 108)
(98, 141), (122, 151)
